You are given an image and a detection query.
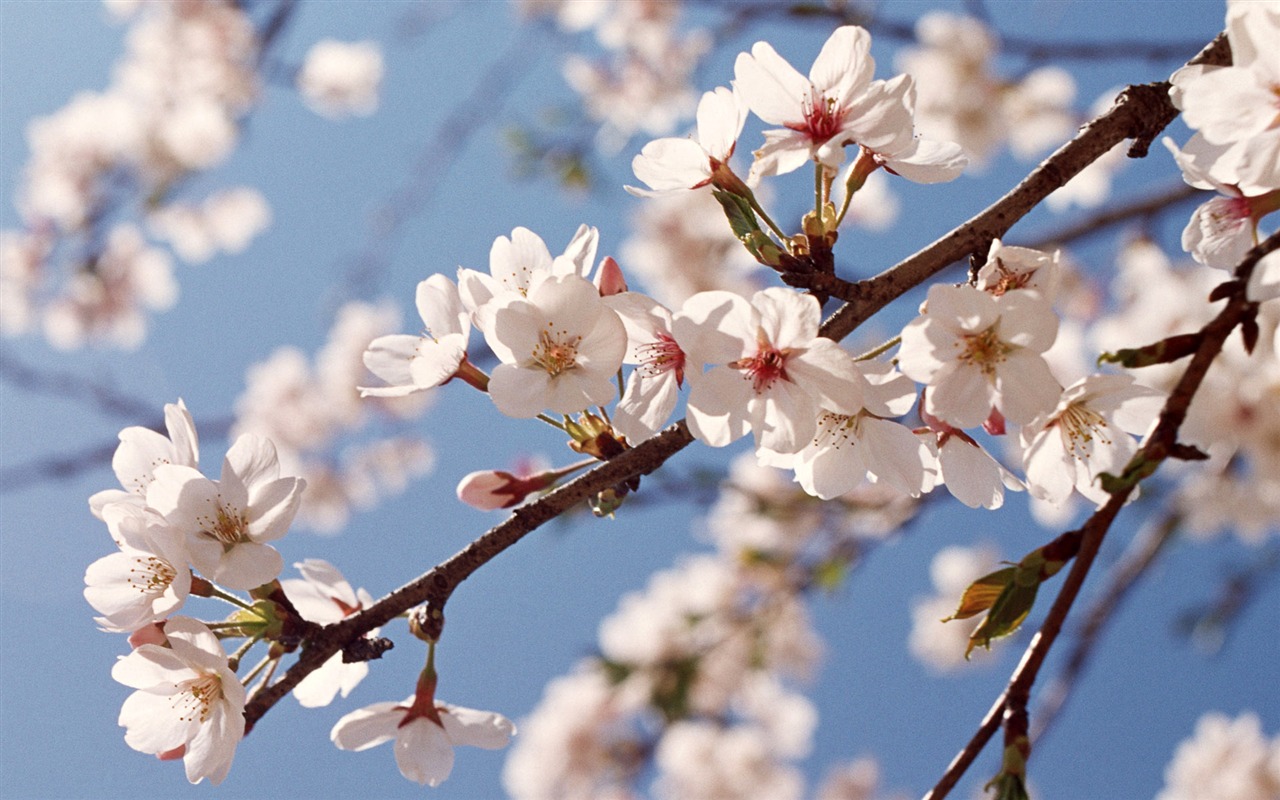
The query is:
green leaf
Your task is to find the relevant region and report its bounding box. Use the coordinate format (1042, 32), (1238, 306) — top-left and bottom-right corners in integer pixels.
(966, 578), (1040, 658)
(944, 567), (1016, 621)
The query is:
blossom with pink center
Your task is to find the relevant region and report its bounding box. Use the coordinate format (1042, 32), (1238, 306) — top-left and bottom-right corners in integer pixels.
(360, 274), (474, 397)
(603, 291), (689, 441)
(483, 273), (627, 417)
(457, 225), (599, 323)
(674, 288), (864, 454)
(85, 502), (191, 632)
(897, 283), (1061, 429)
(146, 434), (305, 590)
(112, 617), (246, 785)
(1020, 374), (1164, 508)
(331, 695), (515, 787)
(282, 559), (375, 708)
(627, 85), (748, 196)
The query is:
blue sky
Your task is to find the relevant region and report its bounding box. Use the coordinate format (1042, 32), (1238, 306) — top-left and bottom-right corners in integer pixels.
(1, 2), (1275, 798)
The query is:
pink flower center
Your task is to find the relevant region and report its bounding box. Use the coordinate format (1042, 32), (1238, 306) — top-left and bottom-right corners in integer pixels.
(637, 333), (686, 386)
(731, 336), (792, 394)
(956, 326), (1012, 376)
(789, 91), (843, 144)
(531, 328), (582, 377)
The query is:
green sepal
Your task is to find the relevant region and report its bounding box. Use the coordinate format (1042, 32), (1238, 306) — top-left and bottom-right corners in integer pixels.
(943, 567), (1015, 621)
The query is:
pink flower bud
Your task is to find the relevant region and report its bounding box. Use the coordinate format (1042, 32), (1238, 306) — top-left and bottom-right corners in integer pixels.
(157, 745), (186, 761)
(982, 407), (1007, 436)
(456, 469), (555, 511)
(594, 256), (628, 296)
(128, 621), (169, 649)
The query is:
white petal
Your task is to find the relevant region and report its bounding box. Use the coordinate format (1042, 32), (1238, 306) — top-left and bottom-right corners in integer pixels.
(331, 701), (406, 751)
(395, 718), (454, 787)
(631, 138), (712, 192)
(438, 703), (516, 750)
(686, 366), (752, 446)
(734, 44), (808, 127)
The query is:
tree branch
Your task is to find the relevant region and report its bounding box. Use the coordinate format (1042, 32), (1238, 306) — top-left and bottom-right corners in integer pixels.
(923, 231), (1278, 799)
(1017, 182), (1204, 251)
(809, 32), (1230, 342)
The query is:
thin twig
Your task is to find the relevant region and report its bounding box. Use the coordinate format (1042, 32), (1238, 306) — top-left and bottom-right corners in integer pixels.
(1017, 182), (1204, 251)
(0, 347), (159, 421)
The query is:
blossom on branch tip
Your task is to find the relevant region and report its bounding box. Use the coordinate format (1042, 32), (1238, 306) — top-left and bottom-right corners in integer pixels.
(281, 559), (375, 708)
(360, 274), (475, 397)
(626, 85), (748, 196)
(112, 617), (245, 785)
(90, 398), (199, 519)
(331, 696), (516, 787)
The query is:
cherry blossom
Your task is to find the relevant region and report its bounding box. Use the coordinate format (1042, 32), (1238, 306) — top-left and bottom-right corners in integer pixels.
(112, 617), (246, 785)
(604, 291), (688, 441)
(146, 434), (305, 590)
(1157, 711), (1280, 800)
(297, 39), (384, 119)
(1020, 374), (1164, 508)
(483, 273), (627, 417)
(674, 287), (865, 454)
(331, 696), (515, 787)
(281, 560), (375, 708)
(457, 224), (599, 322)
(975, 239), (1062, 301)
(898, 283), (1061, 429)
(1175, 1), (1280, 195)
(627, 85), (747, 196)
(85, 502), (191, 632)
(90, 398), (199, 519)
(360, 274), (473, 397)
(734, 26), (904, 178)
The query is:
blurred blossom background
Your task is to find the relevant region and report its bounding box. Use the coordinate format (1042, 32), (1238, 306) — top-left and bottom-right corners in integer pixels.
(1, 1), (1277, 798)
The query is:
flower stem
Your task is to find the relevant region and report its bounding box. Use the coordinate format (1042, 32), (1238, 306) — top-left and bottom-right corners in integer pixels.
(855, 335), (902, 361)
(536, 413), (567, 430)
(207, 586), (258, 613)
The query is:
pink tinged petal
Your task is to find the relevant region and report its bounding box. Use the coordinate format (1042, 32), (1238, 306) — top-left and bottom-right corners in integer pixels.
(994, 350), (1061, 425)
(292, 653), (348, 708)
(164, 400), (199, 470)
(111, 644), (192, 689)
(603, 292), (672, 358)
(841, 75), (917, 154)
(396, 718), (455, 787)
(112, 426), (180, 498)
(686, 366), (752, 446)
(859, 361), (918, 417)
(696, 86), (746, 160)
(808, 26), (874, 103)
(1021, 427), (1075, 507)
(928, 284), (999, 333)
(247, 477), (304, 542)
(631, 138), (713, 193)
(733, 44), (809, 127)
(560, 224), (599, 279)
(748, 128), (817, 179)
(1184, 197), (1255, 270)
(996, 292), (1058, 352)
(1181, 67), (1278, 144)
(490, 227), (552, 293)
(939, 439), (1006, 509)
(225, 434), (280, 494)
(120, 689), (195, 754)
(614, 369), (680, 442)
(407, 333), (467, 388)
(294, 558), (358, 608)
(882, 137), (968, 184)
(861, 417), (933, 496)
(927, 363), (995, 429)
(213, 542), (283, 590)
(673, 291), (755, 366)
(438, 704), (516, 750)
(183, 699), (243, 785)
(754, 287), (819, 348)
(331, 702), (407, 751)
(786, 340), (865, 415)
(751, 378), (818, 455)
(415, 274), (469, 339)
(489, 364), (556, 418)
(361, 334), (420, 389)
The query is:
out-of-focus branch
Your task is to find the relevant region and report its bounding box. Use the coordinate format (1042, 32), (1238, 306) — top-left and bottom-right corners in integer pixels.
(1179, 541), (1280, 655)
(0, 414), (233, 493)
(1018, 182), (1204, 251)
(0, 348), (158, 421)
(333, 28), (542, 304)
(811, 32), (1230, 343)
(705, 1), (1210, 62)
(1030, 510), (1182, 744)
(923, 231), (1278, 800)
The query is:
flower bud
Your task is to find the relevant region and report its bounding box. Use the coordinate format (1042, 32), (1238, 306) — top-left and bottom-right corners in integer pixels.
(456, 469), (557, 510)
(594, 256), (628, 296)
